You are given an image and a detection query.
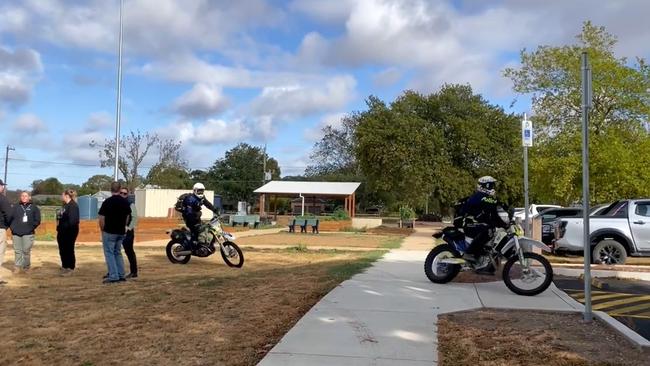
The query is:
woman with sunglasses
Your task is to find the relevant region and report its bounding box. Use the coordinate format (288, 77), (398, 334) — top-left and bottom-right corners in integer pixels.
(57, 189), (80, 275)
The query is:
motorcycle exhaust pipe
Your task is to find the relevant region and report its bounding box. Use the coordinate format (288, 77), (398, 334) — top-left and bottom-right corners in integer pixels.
(175, 250), (192, 256)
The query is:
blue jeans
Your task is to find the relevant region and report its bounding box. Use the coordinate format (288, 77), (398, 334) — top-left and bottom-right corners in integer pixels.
(102, 232), (125, 281)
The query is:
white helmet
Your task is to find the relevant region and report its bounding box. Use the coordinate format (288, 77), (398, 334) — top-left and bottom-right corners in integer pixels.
(193, 182), (206, 198)
(477, 176), (497, 197)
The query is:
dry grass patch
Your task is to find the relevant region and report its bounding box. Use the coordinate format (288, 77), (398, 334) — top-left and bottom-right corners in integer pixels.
(438, 309), (650, 366)
(0, 245), (383, 366)
(237, 232), (402, 249)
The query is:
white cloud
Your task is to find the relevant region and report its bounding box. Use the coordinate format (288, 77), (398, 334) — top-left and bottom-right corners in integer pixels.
(0, 0), (285, 56)
(12, 113), (46, 135)
(250, 75), (356, 120)
(159, 118), (251, 146)
(304, 112), (347, 141)
(288, 0), (354, 24)
(372, 67), (403, 88)
(0, 45), (42, 111)
(61, 130), (107, 164)
(86, 111), (112, 132)
(172, 83), (229, 119)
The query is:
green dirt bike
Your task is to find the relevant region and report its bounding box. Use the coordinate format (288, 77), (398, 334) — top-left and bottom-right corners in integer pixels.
(424, 217), (553, 296)
(166, 216), (244, 268)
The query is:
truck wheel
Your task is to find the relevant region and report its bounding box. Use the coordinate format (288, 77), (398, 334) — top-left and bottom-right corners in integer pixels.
(592, 240), (627, 265)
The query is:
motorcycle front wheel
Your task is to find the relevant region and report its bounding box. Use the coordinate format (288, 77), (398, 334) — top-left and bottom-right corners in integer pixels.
(502, 252), (553, 296)
(424, 244), (461, 283)
(166, 240), (191, 264)
(220, 241), (244, 268)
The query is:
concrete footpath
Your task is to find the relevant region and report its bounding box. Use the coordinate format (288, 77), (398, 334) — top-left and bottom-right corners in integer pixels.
(258, 227), (584, 366)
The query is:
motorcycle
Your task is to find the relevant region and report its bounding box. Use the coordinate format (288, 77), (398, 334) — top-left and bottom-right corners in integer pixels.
(424, 213), (553, 296)
(166, 216), (244, 268)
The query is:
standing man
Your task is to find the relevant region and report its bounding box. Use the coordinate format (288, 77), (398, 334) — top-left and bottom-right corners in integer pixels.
(0, 180), (10, 285)
(98, 182), (131, 284)
(120, 187), (138, 278)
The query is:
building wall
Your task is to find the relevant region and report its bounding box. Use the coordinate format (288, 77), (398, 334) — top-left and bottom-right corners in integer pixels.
(135, 189), (215, 218)
(351, 218), (383, 229)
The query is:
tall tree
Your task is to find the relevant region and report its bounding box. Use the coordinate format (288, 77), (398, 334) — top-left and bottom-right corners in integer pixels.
(79, 174), (113, 195)
(354, 86), (522, 212)
(97, 130), (159, 190)
(31, 177), (64, 195)
(146, 166), (191, 189)
(207, 143), (281, 204)
(504, 22), (650, 205)
(306, 114), (360, 177)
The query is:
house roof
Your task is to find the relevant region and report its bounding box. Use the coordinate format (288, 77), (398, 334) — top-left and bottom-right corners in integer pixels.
(254, 181), (361, 196)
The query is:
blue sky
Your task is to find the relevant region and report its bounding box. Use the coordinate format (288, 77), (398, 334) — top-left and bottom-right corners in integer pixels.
(1, 0), (649, 190)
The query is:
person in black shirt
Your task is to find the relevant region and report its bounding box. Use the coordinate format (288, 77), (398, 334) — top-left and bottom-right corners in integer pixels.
(98, 182), (131, 284)
(57, 189), (80, 275)
(9, 191), (41, 273)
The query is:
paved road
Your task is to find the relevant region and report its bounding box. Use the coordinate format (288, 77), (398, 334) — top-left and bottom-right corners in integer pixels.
(554, 276), (650, 341)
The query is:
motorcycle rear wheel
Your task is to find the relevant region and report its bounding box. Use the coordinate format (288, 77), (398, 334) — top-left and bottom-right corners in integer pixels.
(502, 252), (553, 296)
(424, 244), (461, 283)
(220, 241), (244, 268)
(166, 240), (191, 264)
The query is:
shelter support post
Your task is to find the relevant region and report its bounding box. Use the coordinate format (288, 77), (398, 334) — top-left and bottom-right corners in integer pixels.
(260, 194), (266, 217)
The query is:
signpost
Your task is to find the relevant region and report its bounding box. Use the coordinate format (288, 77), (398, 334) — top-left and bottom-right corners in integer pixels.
(581, 51), (593, 322)
(522, 114), (533, 236)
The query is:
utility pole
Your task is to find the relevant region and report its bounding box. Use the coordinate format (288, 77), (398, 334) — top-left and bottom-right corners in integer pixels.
(113, 0), (124, 181)
(3, 145), (15, 187)
(581, 51), (593, 322)
(262, 143), (267, 185)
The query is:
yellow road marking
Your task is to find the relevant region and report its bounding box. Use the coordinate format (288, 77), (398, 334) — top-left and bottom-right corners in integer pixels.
(572, 293), (631, 302)
(607, 302), (650, 316)
(592, 295), (650, 311)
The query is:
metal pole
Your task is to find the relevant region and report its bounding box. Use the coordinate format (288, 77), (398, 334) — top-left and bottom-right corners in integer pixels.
(3, 146), (14, 187)
(581, 51), (593, 322)
(523, 113), (530, 237)
(113, 0), (124, 181)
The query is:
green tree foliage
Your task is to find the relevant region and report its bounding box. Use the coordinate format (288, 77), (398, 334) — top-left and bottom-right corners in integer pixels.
(31, 177), (64, 195)
(207, 143), (281, 204)
(355, 86), (522, 211)
(146, 165), (191, 189)
(504, 22), (650, 205)
(79, 174), (113, 195)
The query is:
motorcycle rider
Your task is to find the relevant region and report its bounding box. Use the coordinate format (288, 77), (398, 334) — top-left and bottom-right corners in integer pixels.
(457, 176), (508, 271)
(181, 183), (218, 249)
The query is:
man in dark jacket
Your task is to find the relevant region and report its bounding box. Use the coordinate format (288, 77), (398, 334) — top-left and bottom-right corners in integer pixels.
(0, 179), (10, 284)
(98, 182), (131, 284)
(181, 182), (217, 249)
(460, 176), (508, 268)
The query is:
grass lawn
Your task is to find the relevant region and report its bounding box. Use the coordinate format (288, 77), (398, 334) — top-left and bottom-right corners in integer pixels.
(0, 244), (385, 366)
(438, 309), (650, 366)
(237, 232), (404, 250)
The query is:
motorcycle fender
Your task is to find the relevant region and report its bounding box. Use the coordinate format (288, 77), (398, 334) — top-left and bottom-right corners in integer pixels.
(501, 237), (551, 254)
(223, 232), (236, 241)
(519, 237), (552, 252)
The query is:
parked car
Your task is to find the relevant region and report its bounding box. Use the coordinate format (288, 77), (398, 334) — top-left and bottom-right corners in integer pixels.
(554, 200), (650, 264)
(539, 204), (609, 245)
(514, 204), (562, 221)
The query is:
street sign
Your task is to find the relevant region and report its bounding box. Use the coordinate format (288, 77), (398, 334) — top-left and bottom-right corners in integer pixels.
(522, 119), (533, 147)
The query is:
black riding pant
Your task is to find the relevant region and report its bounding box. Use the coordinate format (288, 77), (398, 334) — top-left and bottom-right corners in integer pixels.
(123, 229), (137, 275)
(57, 227), (79, 270)
(464, 224), (491, 255)
(183, 216), (202, 246)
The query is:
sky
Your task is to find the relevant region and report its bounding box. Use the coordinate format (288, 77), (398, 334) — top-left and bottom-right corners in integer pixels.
(1, 0), (649, 190)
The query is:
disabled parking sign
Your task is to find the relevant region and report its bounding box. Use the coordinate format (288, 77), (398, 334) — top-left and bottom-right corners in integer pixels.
(522, 119), (533, 147)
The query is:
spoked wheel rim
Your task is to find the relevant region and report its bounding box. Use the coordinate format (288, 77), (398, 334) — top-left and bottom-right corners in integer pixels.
(221, 242), (244, 268)
(431, 250), (455, 277)
(171, 243), (188, 261)
(505, 256), (550, 293)
(597, 245), (624, 265)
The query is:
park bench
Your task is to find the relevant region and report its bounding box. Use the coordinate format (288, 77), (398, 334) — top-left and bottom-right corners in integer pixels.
(230, 215), (260, 228)
(288, 218), (319, 233)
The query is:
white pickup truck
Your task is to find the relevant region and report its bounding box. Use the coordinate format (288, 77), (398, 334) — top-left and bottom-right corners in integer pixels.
(554, 199), (650, 264)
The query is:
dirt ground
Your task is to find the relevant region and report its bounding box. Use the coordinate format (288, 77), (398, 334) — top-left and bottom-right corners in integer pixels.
(438, 309), (650, 366)
(236, 232), (402, 249)
(0, 244), (383, 366)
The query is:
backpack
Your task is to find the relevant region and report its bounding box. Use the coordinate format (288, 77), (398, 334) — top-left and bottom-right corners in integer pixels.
(452, 196), (470, 228)
(174, 193), (191, 212)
